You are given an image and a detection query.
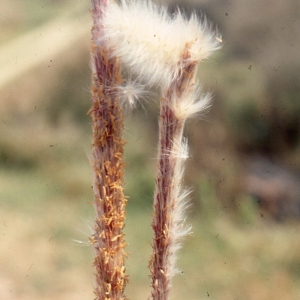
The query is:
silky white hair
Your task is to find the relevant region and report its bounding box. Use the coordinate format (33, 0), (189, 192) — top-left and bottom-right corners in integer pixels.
(101, 0), (221, 88)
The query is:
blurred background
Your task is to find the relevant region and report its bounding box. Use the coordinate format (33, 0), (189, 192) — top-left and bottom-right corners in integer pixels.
(1, 0), (300, 299)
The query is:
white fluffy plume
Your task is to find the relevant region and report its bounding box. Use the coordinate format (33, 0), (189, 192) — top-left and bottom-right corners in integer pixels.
(110, 78), (151, 109)
(169, 85), (212, 120)
(101, 0), (221, 88)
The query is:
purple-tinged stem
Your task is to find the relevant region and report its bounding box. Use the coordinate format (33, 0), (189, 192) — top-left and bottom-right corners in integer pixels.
(89, 1), (128, 299)
(150, 48), (197, 300)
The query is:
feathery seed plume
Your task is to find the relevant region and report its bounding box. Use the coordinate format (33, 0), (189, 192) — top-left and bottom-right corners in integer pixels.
(102, 0), (220, 88)
(110, 78), (151, 110)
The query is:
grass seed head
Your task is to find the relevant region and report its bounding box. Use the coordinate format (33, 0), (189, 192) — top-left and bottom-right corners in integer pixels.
(101, 0), (221, 88)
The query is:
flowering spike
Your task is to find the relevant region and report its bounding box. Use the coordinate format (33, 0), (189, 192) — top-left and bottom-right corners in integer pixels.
(89, 0), (129, 299)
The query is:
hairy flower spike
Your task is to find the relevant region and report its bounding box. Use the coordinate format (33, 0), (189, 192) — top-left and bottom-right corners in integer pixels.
(102, 0), (221, 88)
(89, 0), (129, 299)
(89, 0), (220, 299)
